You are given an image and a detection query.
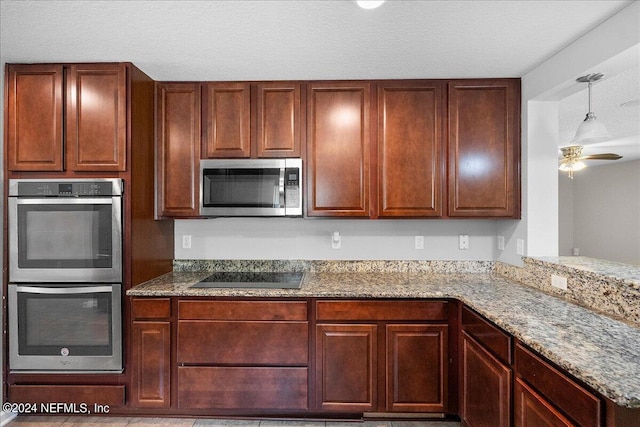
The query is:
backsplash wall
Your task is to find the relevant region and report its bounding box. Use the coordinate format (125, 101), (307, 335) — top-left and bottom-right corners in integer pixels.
(174, 218), (499, 261)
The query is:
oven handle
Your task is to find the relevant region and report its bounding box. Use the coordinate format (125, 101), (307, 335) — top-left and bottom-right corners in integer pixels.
(14, 285), (114, 294)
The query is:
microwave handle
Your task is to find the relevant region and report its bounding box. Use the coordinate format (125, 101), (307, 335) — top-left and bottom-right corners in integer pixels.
(278, 168), (285, 208)
(14, 285), (114, 294)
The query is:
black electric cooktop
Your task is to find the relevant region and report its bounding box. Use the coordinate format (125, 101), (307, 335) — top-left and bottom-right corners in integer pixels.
(191, 271), (304, 289)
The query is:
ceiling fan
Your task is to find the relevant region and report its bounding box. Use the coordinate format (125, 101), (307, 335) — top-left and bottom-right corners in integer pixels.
(559, 145), (622, 179)
(559, 73), (623, 179)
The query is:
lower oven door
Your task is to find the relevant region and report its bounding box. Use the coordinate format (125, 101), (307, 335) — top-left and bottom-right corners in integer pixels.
(8, 284), (122, 373)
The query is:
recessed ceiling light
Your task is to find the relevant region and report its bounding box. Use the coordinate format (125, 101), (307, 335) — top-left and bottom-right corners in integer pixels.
(357, 0), (385, 9)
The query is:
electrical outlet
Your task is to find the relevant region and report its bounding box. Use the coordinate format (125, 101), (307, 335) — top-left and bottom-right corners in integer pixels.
(459, 234), (469, 250)
(182, 234), (192, 249)
(415, 236), (424, 250)
(497, 235), (505, 251)
(551, 274), (568, 290)
(331, 231), (341, 249)
(516, 238), (525, 256)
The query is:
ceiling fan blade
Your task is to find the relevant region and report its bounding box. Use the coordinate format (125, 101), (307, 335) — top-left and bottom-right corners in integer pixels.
(579, 153), (623, 160)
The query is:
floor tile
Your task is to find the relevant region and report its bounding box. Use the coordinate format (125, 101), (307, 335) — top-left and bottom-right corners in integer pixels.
(390, 422), (460, 427)
(127, 418), (196, 427)
(193, 420), (261, 427)
(7, 416), (69, 426)
(361, 422), (392, 427)
(60, 417), (132, 426)
(260, 420), (326, 426)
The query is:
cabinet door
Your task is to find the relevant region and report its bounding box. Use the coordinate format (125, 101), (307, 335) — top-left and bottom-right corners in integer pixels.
(315, 324), (377, 411)
(307, 82), (371, 217)
(156, 83), (201, 217)
(66, 63), (127, 171)
(255, 82), (301, 158)
(386, 324), (448, 412)
(515, 378), (575, 427)
(203, 82), (251, 158)
(461, 332), (512, 427)
(7, 64), (64, 171)
(448, 79), (520, 217)
(131, 321), (171, 408)
(378, 81), (444, 217)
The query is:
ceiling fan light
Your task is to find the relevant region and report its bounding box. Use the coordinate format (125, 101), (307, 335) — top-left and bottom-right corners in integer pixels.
(559, 160), (586, 179)
(570, 112), (612, 144)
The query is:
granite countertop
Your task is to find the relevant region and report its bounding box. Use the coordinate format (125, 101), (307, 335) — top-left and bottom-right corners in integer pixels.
(128, 270), (640, 409)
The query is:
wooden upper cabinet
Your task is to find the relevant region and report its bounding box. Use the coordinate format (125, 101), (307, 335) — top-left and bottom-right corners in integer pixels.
(254, 82), (301, 158)
(7, 64), (64, 171)
(448, 79), (520, 217)
(7, 63), (128, 172)
(66, 63), (127, 171)
(307, 82), (371, 217)
(203, 82), (251, 158)
(156, 82), (201, 217)
(377, 81), (444, 217)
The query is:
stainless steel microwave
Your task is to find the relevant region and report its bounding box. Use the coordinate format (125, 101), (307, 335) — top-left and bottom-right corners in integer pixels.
(200, 158), (302, 217)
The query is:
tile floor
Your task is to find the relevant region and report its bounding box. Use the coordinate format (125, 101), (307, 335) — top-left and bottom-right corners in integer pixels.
(7, 416), (461, 427)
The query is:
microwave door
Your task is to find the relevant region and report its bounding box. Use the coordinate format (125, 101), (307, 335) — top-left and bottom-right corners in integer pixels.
(202, 167), (286, 216)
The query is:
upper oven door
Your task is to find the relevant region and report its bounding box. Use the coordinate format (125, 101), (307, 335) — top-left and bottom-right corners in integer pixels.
(8, 197), (123, 283)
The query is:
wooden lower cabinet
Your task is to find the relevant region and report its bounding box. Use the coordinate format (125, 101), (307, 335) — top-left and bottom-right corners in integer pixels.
(315, 301), (450, 414)
(175, 299), (310, 412)
(515, 343), (602, 427)
(178, 367), (308, 410)
(131, 321), (171, 408)
(315, 324), (378, 411)
(515, 378), (575, 427)
(386, 324), (448, 412)
(461, 331), (512, 427)
(8, 385), (125, 407)
(131, 298), (172, 408)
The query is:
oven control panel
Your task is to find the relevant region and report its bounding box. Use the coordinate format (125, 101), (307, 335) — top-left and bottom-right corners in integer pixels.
(10, 179), (123, 197)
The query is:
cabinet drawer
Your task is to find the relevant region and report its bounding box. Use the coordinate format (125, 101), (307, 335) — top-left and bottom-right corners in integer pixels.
(132, 298), (171, 320)
(178, 366), (308, 410)
(179, 300), (307, 321)
(316, 300), (448, 321)
(462, 306), (512, 364)
(515, 343), (601, 427)
(178, 320), (309, 365)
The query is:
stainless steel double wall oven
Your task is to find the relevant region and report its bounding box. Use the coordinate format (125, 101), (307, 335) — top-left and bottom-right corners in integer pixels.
(7, 178), (124, 372)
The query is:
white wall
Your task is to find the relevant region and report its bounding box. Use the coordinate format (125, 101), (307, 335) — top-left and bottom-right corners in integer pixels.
(175, 218), (498, 261)
(561, 160), (640, 265)
(498, 1), (640, 266)
(558, 173), (575, 256)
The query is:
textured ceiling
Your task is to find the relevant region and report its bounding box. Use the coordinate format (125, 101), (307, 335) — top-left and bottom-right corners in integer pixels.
(0, 0), (634, 81)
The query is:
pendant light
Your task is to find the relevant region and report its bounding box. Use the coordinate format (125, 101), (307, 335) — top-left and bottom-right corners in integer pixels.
(570, 73), (612, 145)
